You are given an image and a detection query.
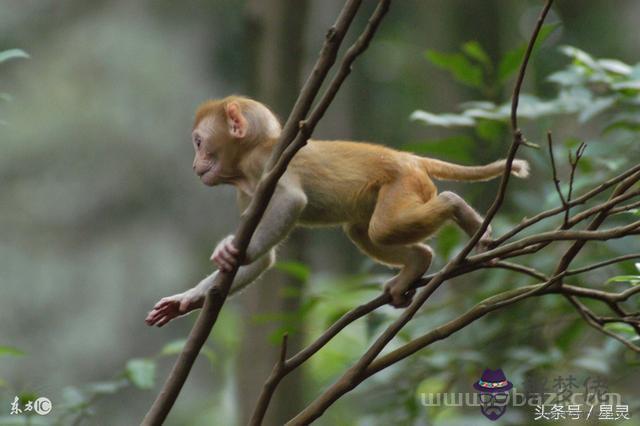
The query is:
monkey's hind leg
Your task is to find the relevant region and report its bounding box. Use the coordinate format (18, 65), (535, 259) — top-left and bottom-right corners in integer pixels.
(368, 178), (492, 251)
(345, 224), (433, 307)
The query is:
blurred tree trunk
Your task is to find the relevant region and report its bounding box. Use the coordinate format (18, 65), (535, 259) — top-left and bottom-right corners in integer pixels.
(236, 1), (310, 425)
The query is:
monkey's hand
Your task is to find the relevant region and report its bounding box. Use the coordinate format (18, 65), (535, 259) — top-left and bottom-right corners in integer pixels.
(210, 235), (240, 272)
(145, 288), (205, 327)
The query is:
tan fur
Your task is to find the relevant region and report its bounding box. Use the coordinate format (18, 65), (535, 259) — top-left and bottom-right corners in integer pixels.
(146, 96), (531, 326)
(192, 96), (530, 307)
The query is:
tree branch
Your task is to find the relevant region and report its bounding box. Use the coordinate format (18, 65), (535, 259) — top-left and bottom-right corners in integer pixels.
(492, 163), (640, 246)
(142, 1), (366, 424)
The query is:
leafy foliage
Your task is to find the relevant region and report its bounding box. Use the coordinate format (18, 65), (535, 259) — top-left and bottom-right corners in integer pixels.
(412, 44), (640, 133)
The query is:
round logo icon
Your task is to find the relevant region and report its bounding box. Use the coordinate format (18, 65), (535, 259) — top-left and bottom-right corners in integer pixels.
(34, 397), (52, 415)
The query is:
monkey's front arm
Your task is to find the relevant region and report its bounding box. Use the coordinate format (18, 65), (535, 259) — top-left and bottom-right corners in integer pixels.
(146, 182), (306, 327)
(145, 251), (275, 327)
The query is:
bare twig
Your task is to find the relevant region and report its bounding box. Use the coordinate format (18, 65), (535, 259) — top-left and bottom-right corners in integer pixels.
(549, 171), (640, 290)
(609, 199), (640, 215)
(566, 253), (640, 276)
(564, 142), (587, 225)
(566, 296), (640, 353)
(547, 131), (568, 212)
(567, 189), (640, 227)
(492, 163), (640, 246)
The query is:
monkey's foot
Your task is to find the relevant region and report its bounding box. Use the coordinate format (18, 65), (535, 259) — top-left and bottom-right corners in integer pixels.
(385, 284), (416, 308)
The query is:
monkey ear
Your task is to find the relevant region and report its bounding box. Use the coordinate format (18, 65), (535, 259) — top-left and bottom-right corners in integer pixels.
(225, 102), (248, 138)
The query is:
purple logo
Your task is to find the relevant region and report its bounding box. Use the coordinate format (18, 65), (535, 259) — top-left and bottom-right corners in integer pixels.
(473, 368), (513, 420)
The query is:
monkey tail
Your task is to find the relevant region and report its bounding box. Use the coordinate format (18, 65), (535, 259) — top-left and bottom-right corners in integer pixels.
(421, 158), (530, 182)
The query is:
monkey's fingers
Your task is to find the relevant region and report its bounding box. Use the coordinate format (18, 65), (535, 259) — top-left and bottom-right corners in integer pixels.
(211, 253), (234, 271)
(155, 315), (173, 328)
(145, 309), (167, 325)
(146, 303), (176, 324)
(218, 248), (238, 266)
(224, 241), (239, 255)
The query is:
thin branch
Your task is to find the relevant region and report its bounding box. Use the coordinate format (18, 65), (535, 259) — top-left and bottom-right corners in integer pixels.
(471, 220), (640, 265)
(364, 280), (640, 379)
(248, 334), (289, 426)
(246, 1), (393, 423)
(492, 163), (640, 247)
(566, 296), (640, 353)
(566, 253), (640, 276)
(609, 199), (640, 215)
(547, 131), (568, 212)
(142, 2), (365, 424)
(549, 171), (640, 289)
(564, 142), (587, 226)
(567, 189), (640, 227)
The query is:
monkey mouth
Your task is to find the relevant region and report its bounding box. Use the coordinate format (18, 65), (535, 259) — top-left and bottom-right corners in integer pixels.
(199, 163), (221, 186)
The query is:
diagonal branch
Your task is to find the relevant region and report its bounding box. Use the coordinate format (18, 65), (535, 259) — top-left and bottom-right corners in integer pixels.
(243, 0), (395, 423)
(141, 1), (366, 424)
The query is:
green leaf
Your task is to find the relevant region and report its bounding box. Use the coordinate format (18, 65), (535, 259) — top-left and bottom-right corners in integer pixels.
(425, 50), (483, 88)
(598, 59), (632, 75)
(275, 261), (310, 283)
(462, 41), (491, 68)
(606, 275), (640, 285)
(0, 49), (29, 63)
(547, 67), (587, 86)
(604, 323), (636, 336)
(0, 346), (25, 357)
(560, 45), (599, 70)
(125, 358), (156, 390)
(611, 81), (640, 92)
(410, 110), (475, 127)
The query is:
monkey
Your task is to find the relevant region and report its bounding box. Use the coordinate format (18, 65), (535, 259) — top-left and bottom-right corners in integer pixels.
(145, 95), (529, 327)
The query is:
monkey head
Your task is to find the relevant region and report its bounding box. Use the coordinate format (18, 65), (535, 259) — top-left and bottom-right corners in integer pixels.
(191, 96), (281, 186)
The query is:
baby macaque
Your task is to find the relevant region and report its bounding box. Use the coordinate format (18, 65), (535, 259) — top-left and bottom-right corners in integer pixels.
(145, 96), (529, 327)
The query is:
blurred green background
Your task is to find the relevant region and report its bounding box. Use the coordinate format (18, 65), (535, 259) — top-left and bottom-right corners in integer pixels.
(1, 1), (639, 425)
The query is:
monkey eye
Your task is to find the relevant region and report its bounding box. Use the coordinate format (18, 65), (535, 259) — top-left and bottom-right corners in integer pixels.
(194, 135), (202, 148)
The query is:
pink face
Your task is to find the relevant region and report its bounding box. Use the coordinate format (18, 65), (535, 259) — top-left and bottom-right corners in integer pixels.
(191, 117), (222, 186)
(190, 100), (253, 186)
